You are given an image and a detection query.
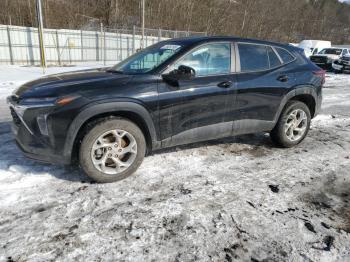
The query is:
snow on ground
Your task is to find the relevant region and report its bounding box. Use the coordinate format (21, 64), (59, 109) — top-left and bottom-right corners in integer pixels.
(0, 64), (111, 100)
(0, 66), (349, 261)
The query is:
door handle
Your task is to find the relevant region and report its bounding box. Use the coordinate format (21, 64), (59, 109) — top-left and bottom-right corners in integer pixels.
(217, 81), (232, 88)
(277, 75), (289, 82)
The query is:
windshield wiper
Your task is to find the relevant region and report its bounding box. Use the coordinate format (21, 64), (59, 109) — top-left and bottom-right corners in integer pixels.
(106, 69), (124, 74)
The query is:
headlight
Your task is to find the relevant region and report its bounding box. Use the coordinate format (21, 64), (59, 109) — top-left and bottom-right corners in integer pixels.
(21, 97), (57, 106)
(9, 95), (80, 136)
(20, 95), (80, 106)
(13, 95), (80, 119)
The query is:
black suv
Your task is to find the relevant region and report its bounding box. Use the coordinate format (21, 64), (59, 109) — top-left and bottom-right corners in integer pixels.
(7, 36), (324, 183)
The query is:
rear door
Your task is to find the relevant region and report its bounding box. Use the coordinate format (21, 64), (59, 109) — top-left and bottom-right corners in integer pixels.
(227, 43), (296, 135)
(158, 42), (236, 147)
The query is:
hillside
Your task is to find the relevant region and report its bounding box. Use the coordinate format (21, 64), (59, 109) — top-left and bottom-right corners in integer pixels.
(0, 0), (349, 44)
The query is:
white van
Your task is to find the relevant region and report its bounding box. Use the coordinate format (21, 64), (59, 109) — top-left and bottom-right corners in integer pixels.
(298, 40), (332, 58)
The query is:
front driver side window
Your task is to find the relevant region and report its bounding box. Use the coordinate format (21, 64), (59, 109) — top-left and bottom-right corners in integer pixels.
(172, 43), (231, 76)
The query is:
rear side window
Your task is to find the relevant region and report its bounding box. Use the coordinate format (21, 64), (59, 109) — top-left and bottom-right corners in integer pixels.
(275, 47), (295, 63)
(267, 47), (282, 68)
(238, 43), (269, 72)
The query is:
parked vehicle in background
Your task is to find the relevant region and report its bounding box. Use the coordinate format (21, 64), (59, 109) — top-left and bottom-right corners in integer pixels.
(310, 48), (349, 70)
(7, 36), (325, 183)
(332, 54), (350, 73)
(299, 40), (331, 58)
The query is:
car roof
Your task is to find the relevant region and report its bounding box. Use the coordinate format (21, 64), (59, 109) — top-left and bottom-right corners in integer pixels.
(161, 35), (296, 50)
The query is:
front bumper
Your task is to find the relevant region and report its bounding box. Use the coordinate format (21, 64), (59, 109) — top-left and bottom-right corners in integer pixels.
(7, 98), (71, 165)
(11, 118), (70, 165)
(313, 62), (332, 70)
(310, 57), (334, 70)
(332, 61), (350, 72)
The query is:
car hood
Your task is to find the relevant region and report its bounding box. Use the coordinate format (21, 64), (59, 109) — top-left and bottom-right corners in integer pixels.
(14, 68), (132, 99)
(311, 54), (339, 60)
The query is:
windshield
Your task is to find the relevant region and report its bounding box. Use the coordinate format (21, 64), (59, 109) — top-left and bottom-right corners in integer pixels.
(110, 43), (183, 74)
(319, 48), (342, 55)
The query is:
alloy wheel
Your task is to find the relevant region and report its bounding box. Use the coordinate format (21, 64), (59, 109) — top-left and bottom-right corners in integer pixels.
(90, 129), (137, 175)
(284, 109), (308, 142)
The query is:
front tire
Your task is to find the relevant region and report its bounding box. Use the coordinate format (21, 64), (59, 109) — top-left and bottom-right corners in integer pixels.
(270, 101), (311, 148)
(79, 118), (146, 183)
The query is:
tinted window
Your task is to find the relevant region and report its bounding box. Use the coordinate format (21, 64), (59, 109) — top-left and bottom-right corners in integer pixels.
(275, 47), (295, 63)
(238, 44), (269, 72)
(174, 43), (231, 76)
(267, 47), (282, 68)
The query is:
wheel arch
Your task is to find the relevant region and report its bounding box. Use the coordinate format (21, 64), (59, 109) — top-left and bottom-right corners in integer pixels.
(63, 101), (160, 163)
(290, 94), (316, 117)
(274, 86), (318, 123)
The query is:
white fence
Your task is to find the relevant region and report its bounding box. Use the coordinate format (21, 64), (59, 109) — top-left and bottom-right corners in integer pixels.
(0, 25), (206, 65)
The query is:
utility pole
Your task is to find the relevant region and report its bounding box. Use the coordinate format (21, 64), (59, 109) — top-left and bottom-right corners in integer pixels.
(101, 22), (106, 66)
(36, 0), (46, 71)
(141, 0), (145, 49)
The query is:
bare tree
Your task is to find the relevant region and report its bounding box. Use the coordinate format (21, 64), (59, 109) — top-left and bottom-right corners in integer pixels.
(0, 0), (349, 44)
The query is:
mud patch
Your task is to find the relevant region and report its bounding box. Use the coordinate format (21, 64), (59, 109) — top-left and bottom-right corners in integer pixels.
(226, 143), (269, 158)
(301, 176), (350, 233)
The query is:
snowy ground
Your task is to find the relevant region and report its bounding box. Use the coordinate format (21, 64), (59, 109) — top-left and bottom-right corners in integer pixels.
(0, 66), (349, 261)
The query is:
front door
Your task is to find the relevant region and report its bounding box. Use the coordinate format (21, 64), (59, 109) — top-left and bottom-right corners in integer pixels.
(158, 42), (235, 147)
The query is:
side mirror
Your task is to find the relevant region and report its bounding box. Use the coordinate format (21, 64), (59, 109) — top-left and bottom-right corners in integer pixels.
(162, 65), (196, 87)
(175, 65), (196, 79)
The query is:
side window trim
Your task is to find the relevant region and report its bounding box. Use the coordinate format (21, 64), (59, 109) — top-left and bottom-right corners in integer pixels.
(234, 42), (241, 72)
(231, 43), (236, 73)
(162, 41), (234, 77)
(271, 46), (283, 64)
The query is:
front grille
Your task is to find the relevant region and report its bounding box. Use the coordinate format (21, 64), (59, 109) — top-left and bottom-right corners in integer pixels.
(10, 108), (21, 126)
(310, 56), (327, 64)
(340, 57), (350, 65)
(340, 59), (350, 65)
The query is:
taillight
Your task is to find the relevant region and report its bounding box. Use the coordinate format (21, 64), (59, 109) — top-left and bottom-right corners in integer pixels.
(313, 70), (326, 85)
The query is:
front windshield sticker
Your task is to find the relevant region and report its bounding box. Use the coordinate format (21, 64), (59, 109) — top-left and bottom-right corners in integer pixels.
(160, 44), (182, 51)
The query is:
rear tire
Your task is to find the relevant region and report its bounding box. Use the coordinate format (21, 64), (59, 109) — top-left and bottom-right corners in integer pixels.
(79, 118), (146, 183)
(270, 101), (311, 148)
